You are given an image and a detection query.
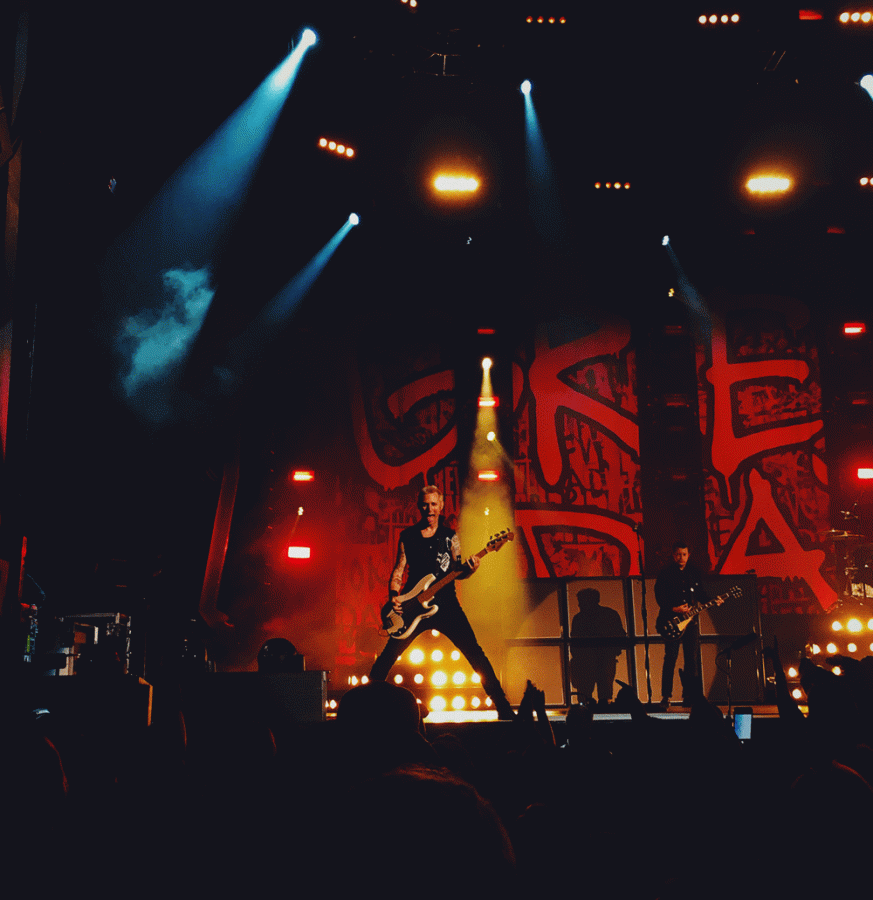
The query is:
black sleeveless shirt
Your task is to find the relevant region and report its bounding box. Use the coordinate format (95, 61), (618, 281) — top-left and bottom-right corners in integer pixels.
(400, 521), (459, 603)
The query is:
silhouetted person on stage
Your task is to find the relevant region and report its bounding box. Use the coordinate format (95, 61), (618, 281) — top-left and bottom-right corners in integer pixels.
(570, 587), (625, 706)
(369, 485), (514, 719)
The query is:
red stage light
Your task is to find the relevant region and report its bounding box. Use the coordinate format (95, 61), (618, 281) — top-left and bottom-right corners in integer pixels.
(798, 10), (823, 20)
(844, 322), (866, 335)
(858, 468), (873, 480)
(287, 546), (312, 558)
(293, 470), (315, 481)
(477, 470), (500, 481)
(478, 396), (499, 408)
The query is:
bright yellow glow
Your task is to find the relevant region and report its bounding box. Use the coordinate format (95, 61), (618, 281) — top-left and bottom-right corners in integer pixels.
(624, 182), (631, 189)
(832, 621), (843, 631)
(486, 431), (496, 442)
(827, 642), (838, 654)
(452, 696), (465, 710)
(746, 176), (791, 194)
(848, 643), (858, 653)
(346, 148), (355, 157)
(860, 468), (873, 479)
(430, 696), (447, 712)
(434, 174), (480, 193)
(328, 141), (336, 150)
(337, 145), (345, 154)
(287, 546), (311, 558)
(319, 138), (327, 147)
(788, 667), (798, 678)
(709, 14), (717, 23)
(868, 619), (873, 630)
(548, 17), (555, 23)
(482, 357), (493, 371)
(698, 15), (706, 23)
(595, 182), (602, 188)
(864, 12), (872, 22)
(731, 14), (739, 22)
(811, 644), (821, 655)
(834, 666), (842, 675)
(410, 648), (425, 664)
(393, 674), (403, 684)
(863, 178), (870, 185)
(432, 671), (448, 687)
(721, 14), (728, 22)
(472, 673), (481, 684)
(792, 688), (803, 699)
(431, 630), (440, 637)
(840, 12), (850, 22)
(414, 673), (424, 684)
(485, 697), (493, 707)
(293, 470), (314, 481)
(848, 618), (863, 633)
(453, 671), (466, 685)
(297, 507), (304, 516)
(852, 12), (861, 22)
(432, 650), (444, 662)
(471, 697), (481, 708)
(329, 699), (337, 709)
(450, 650), (461, 661)
(410, 0), (417, 7)
(351, 676), (359, 685)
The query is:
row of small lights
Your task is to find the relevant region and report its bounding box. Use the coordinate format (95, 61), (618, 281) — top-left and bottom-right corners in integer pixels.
(525, 16), (568, 24)
(860, 177), (873, 186)
(698, 13), (740, 24)
(595, 182), (631, 189)
(840, 11), (873, 23)
(318, 138), (355, 158)
(400, 0), (419, 7)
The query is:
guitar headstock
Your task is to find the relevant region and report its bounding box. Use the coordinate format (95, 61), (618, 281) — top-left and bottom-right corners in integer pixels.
(488, 529), (515, 552)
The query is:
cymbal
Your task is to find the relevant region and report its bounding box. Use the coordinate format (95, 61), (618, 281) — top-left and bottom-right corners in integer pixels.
(824, 530), (865, 542)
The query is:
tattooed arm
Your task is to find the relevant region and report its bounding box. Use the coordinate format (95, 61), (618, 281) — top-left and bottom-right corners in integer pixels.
(389, 541), (407, 610)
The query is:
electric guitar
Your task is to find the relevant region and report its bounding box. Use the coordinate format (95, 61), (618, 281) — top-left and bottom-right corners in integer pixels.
(379, 529), (514, 640)
(656, 584), (742, 640)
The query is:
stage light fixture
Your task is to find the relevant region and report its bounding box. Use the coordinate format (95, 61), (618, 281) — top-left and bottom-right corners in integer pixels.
(487, 431), (496, 442)
(410, 648), (425, 664)
(859, 468), (873, 479)
(849, 643), (858, 652)
(746, 175), (792, 194)
(287, 546), (311, 558)
(293, 470), (315, 481)
(349, 213), (360, 225)
(453, 671), (466, 685)
(827, 642), (838, 654)
(432, 671), (448, 687)
(799, 9), (823, 19)
(521, 79), (532, 95)
(662, 235), (670, 245)
(478, 396), (498, 407)
(792, 688), (803, 699)
(472, 673), (481, 684)
(844, 322), (866, 334)
(832, 621), (843, 631)
(433, 174), (480, 193)
(451, 650), (461, 660)
(477, 470), (500, 481)
(394, 674), (403, 684)
(482, 357), (493, 371)
(432, 649), (443, 661)
(414, 673), (424, 684)
(431, 696), (447, 712)
(301, 28), (317, 47)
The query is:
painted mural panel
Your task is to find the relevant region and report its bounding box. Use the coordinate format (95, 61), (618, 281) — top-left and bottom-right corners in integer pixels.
(698, 299), (837, 613)
(513, 317), (642, 579)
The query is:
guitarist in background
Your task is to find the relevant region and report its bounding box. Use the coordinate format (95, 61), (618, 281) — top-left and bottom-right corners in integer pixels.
(655, 541), (720, 710)
(369, 486), (515, 720)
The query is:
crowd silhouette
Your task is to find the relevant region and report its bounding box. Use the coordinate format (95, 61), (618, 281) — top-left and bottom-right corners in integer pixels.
(4, 642), (873, 899)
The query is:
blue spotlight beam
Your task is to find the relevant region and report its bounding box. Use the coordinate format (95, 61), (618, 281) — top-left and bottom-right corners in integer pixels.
(664, 241), (712, 342)
(103, 30), (316, 423)
(522, 87), (563, 245)
(226, 215), (358, 374)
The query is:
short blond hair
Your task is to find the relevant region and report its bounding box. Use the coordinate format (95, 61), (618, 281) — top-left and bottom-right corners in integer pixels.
(419, 485), (443, 502)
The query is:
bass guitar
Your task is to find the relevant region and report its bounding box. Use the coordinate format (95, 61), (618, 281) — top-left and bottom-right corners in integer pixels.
(379, 529), (514, 640)
(656, 584), (742, 640)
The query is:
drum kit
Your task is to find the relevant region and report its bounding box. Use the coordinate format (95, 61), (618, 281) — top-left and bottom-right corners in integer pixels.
(824, 513), (873, 599)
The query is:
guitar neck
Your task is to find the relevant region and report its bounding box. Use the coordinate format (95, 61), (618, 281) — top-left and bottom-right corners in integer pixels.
(687, 590), (729, 619)
(420, 541), (492, 601)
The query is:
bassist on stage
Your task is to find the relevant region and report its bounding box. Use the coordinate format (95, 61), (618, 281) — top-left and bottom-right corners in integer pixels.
(369, 485), (515, 720)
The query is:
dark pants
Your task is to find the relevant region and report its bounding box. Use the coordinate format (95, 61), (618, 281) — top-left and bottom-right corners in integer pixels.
(370, 598), (511, 714)
(661, 619), (700, 702)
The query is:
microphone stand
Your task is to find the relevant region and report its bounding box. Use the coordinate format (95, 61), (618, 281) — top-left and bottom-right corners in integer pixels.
(635, 525), (653, 705)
